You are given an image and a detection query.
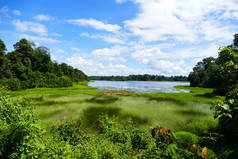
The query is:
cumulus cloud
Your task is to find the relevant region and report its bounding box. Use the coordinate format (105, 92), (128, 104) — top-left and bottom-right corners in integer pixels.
(12, 20), (48, 35)
(92, 45), (129, 62)
(130, 43), (220, 75)
(68, 18), (121, 33)
(81, 32), (125, 44)
(124, 0), (238, 42)
(67, 54), (166, 76)
(33, 14), (52, 21)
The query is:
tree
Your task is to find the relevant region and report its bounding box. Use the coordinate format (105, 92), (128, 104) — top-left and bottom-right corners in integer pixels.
(0, 39), (88, 90)
(188, 34), (238, 95)
(13, 39), (34, 55)
(214, 86), (238, 158)
(188, 57), (216, 87)
(0, 39), (6, 56)
(233, 34), (238, 49)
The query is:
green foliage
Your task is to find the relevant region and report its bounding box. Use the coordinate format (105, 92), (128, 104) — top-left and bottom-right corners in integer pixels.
(174, 131), (199, 148)
(52, 120), (82, 145)
(0, 39), (87, 90)
(0, 78), (21, 91)
(184, 118), (218, 136)
(214, 86), (238, 148)
(189, 34), (238, 95)
(130, 129), (155, 150)
(82, 106), (121, 129)
(0, 92), (40, 158)
(0, 39), (6, 56)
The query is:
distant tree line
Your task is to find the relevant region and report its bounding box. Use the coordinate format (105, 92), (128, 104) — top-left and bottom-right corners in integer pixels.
(90, 74), (188, 81)
(0, 39), (88, 90)
(188, 34), (238, 95)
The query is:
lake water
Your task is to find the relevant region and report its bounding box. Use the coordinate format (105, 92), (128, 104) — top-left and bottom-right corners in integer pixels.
(87, 80), (190, 93)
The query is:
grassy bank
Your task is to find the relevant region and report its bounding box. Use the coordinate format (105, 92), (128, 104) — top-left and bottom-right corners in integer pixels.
(10, 83), (222, 132)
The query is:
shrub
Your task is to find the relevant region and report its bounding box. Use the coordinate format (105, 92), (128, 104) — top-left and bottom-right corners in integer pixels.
(184, 118), (218, 136)
(175, 131), (199, 148)
(58, 76), (73, 87)
(151, 127), (175, 146)
(0, 93), (41, 158)
(82, 106), (121, 130)
(130, 129), (155, 150)
(52, 120), (82, 145)
(0, 78), (22, 90)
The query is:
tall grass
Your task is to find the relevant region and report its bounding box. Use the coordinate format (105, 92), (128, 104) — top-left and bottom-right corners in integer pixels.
(9, 84), (218, 134)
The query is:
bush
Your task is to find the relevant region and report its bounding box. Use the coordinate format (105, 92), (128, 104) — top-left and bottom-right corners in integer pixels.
(58, 76), (73, 87)
(130, 129), (155, 150)
(0, 78), (22, 90)
(175, 131), (199, 148)
(52, 120), (81, 145)
(184, 118), (218, 136)
(82, 106), (121, 130)
(0, 93), (40, 158)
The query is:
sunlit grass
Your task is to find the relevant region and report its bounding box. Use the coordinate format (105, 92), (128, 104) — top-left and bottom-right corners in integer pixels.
(142, 85), (223, 104)
(10, 84), (220, 133)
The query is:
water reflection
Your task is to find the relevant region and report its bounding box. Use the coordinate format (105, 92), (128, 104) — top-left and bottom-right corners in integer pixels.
(87, 81), (190, 93)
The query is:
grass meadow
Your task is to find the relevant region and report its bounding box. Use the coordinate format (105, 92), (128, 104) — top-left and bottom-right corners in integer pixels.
(10, 83), (222, 133)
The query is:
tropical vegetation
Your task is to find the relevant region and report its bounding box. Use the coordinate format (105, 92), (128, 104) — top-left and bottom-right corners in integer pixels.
(0, 39), (87, 90)
(189, 34), (238, 95)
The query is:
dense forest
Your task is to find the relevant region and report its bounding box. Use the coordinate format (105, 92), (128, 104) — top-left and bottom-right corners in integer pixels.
(189, 34), (238, 95)
(90, 75), (188, 81)
(0, 39), (88, 90)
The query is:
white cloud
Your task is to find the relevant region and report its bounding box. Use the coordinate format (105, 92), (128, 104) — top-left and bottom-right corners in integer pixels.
(67, 54), (165, 76)
(50, 33), (61, 37)
(130, 43), (220, 75)
(92, 45), (129, 62)
(115, 0), (128, 3)
(0, 6), (9, 13)
(68, 18), (121, 33)
(124, 0), (238, 42)
(153, 60), (190, 75)
(12, 20), (47, 35)
(19, 34), (61, 44)
(33, 14), (52, 21)
(130, 44), (190, 75)
(200, 20), (234, 41)
(12, 10), (21, 16)
(0, 7), (21, 16)
(51, 48), (67, 54)
(81, 32), (125, 44)
(71, 47), (82, 53)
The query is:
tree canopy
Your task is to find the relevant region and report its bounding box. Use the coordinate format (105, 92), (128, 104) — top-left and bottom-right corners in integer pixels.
(189, 34), (238, 95)
(0, 39), (88, 90)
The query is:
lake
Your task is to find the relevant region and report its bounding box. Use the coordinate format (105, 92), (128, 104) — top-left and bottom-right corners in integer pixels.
(87, 80), (190, 93)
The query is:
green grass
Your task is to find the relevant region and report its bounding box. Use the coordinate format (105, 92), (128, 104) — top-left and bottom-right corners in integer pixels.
(9, 84), (221, 132)
(143, 85), (223, 104)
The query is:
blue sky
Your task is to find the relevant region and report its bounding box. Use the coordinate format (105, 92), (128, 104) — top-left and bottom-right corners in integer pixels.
(0, 0), (238, 76)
